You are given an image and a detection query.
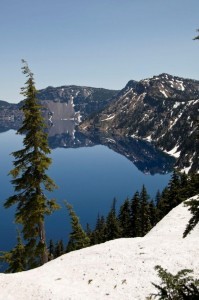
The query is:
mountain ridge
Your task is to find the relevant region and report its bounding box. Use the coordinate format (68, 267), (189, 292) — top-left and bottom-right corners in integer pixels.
(0, 85), (118, 131)
(37, 85), (119, 121)
(80, 73), (199, 173)
(0, 73), (198, 172)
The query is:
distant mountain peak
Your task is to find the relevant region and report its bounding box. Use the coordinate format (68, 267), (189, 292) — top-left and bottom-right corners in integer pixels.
(81, 74), (199, 173)
(124, 79), (138, 89)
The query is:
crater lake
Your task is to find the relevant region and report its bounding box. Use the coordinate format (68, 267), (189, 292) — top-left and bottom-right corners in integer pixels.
(0, 128), (174, 264)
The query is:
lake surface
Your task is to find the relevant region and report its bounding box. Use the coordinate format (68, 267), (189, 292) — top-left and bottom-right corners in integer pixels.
(0, 129), (172, 258)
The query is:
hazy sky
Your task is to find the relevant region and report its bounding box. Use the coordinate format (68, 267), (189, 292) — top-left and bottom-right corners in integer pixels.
(1, 0), (198, 102)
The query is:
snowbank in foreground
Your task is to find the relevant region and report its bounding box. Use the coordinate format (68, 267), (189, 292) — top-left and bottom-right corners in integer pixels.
(0, 196), (198, 300)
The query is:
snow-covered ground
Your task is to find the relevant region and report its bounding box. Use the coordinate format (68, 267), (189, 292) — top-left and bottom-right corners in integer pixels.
(0, 196), (198, 300)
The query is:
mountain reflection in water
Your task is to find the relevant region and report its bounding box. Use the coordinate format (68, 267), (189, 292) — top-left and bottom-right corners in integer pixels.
(0, 118), (175, 175)
(48, 121), (175, 175)
(0, 122), (173, 262)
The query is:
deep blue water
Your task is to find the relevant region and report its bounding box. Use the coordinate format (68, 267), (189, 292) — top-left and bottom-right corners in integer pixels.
(0, 130), (171, 254)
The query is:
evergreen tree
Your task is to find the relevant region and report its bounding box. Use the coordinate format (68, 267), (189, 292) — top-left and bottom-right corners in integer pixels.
(65, 202), (90, 252)
(182, 173), (199, 238)
(166, 170), (181, 209)
(85, 223), (92, 238)
(140, 185), (152, 236)
(188, 173), (199, 196)
(91, 214), (106, 245)
(105, 198), (121, 241)
(183, 196), (199, 238)
(48, 239), (55, 260)
(179, 171), (188, 188)
(130, 191), (141, 237)
(118, 198), (131, 237)
(149, 200), (158, 228)
(54, 240), (65, 258)
(97, 215), (107, 243)
(4, 60), (59, 268)
(155, 190), (161, 206)
(177, 172), (190, 201)
(157, 170), (182, 220)
(149, 266), (199, 299)
(0, 231), (26, 273)
(156, 187), (170, 220)
(156, 172), (199, 224)
(106, 198), (121, 241)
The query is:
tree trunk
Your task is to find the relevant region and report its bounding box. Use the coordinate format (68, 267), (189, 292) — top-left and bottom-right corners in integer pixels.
(38, 221), (48, 264)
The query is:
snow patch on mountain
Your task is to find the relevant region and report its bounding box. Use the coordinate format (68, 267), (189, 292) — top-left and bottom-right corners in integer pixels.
(165, 145), (181, 158)
(101, 114), (115, 121)
(176, 80), (185, 91)
(160, 90), (168, 98)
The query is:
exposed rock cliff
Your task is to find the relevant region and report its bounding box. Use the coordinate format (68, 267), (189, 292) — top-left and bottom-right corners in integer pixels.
(81, 74), (199, 173)
(37, 85), (119, 121)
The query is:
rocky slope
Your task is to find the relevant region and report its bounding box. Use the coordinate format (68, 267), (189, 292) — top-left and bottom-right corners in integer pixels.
(1, 75), (198, 173)
(80, 74), (199, 173)
(0, 86), (118, 132)
(37, 85), (119, 121)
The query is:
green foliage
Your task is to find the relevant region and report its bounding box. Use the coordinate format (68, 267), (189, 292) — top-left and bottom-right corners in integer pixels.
(46, 170), (199, 263)
(130, 191), (142, 237)
(55, 240), (65, 258)
(91, 215), (107, 245)
(118, 198), (131, 237)
(156, 187), (169, 220)
(157, 172), (199, 222)
(149, 265), (199, 299)
(0, 231), (27, 273)
(48, 239), (55, 260)
(149, 200), (158, 227)
(166, 171), (182, 209)
(140, 185), (152, 236)
(89, 171), (199, 247)
(65, 202), (90, 252)
(4, 60), (59, 269)
(187, 173), (199, 196)
(105, 198), (121, 240)
(183, 196), (199, 237)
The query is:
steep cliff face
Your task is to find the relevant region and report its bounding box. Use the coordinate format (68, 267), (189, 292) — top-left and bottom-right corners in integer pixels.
(81, 74), (199, 173)
(0, 86), (118, 132)
(37, 85), (119, 121)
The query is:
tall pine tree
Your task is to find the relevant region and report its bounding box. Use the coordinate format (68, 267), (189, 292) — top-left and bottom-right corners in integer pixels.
(4, 60), (59, 268)
(65, 202), (90, 252)
(54, 240), (65, 258)
(130, 191), (141, 237)
(48, 239), (55, 260)
(0, 231), (26, 273)
(183, 196), (199, 237)
(118, 198), (131, 237)
(140, 185), (152, 236)
(105, 198), (121, 241)
(91, 214), (107, 245)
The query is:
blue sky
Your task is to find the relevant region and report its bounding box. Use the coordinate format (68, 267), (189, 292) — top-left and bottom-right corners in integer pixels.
(0, 0), (198, 102)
